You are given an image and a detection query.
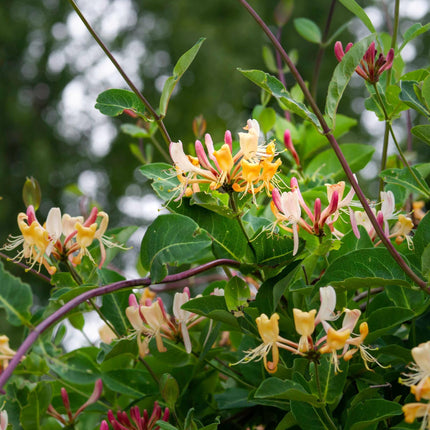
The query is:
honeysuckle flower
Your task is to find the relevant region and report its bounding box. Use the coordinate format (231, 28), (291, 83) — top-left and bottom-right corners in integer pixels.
(284, 129), (300, 167)
(413, 201), (427, 222)
(169, 119), (282, 203)
(173, 287), (193, 353)
(234, 313), (300, 374)
(293, 309), (316, 352)
(401, 341), (430, 389)
(315, 286), (339, 327)
(102, 402), (169, 430)
(334, 41), (394, 84)
(48, 379), (103, 426)
(0, 335), (17, 370)
(389, 214), (414, 249)
(0, 410), (7, 430)
(2, 205), (127, 274)
(99, 324), (117, 344)
(402, 401), (430, 429)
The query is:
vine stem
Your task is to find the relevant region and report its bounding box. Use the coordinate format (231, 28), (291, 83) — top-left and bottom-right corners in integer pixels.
(66, 0), (172, 146)
(237, 0), (428, 292)
(0, 258), (240, 392)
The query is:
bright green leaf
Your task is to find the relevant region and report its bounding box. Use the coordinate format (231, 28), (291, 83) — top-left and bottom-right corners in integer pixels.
(325, 35), (374, 125)
(121, 123), (151, 138)
(139, 162), (179, 201)
(95, 89), (146, 117)
(338, 0), (376, 33)
(305, 143), (375, 181)
(0, 261), (32, 326)
(255, 107), (277, 134)
(400, 23), (430, 52)
(159, 38), (205, 116)
(20, 382), (52, 430)
(239, 69), (322, 131)
(140, 214), (212, 282)
(422, 75), (430, 108)
(293, 18), (322, 44)
(381, 166), (430, 197)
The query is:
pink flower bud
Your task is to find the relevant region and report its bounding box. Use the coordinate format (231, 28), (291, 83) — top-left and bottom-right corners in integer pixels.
(284, 130), (300, 166)
(195, 140), (212, 170)
(224, 130), (233, 152)
(271, 188), (283, 212)
(100, 420), (109, 430)
(61, 387), (73, 421)
(128, 293), (139, 307)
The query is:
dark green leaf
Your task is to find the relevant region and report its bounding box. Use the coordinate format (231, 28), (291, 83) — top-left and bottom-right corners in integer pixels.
(415, 212), (430, 257)
(305, 143), (375, 181)
(254, 377), (320, 406)
(0, 261), (32, 326)
(412, 125), (430, 145)
(293, 18), (322, 44)
(290, 401), (327, 429)
(325, 35), (374, 125)
(317, 248), (411, 290)
(224, 276), (250, 313)
(159, 38), (205, 116)
(345, 399), (403, 430)
(140, 214), (213, 282)
(20, 382), (52, 430)
(366, 307), (415, 342)
(422, 244), (430, 280)
(182, 295), (240, 329)
(95, 89), (146, 117)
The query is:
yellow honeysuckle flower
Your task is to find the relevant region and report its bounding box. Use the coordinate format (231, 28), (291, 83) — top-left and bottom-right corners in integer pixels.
(293, 309), (316, 352)
(403, 402), (430, 428)
(0, 335), (17, 370)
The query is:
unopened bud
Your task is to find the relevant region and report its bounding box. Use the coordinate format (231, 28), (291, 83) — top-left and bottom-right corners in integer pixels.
(192, 115), (206, 139)
(160, 373), (179, 409)
(22, 177), (41, 210)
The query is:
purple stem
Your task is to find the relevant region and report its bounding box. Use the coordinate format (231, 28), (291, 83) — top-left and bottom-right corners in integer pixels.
(0, 259), (240, 392)
(237, 0), (428, 291)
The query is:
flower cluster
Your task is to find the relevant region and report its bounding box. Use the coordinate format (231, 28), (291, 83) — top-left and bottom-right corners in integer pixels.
(1, 205), (126, 274)
(169, 119), (282, 203)
(125, 287), (202, 357)
(353, 190), (414, 249)
(100, 402), (169, 430)
(271, 178), (356, 254)
(334, 41), (394, 84)
(400, 342), (430, 428)
(236, 286), (382, 373)
(0, 335), (17, 371)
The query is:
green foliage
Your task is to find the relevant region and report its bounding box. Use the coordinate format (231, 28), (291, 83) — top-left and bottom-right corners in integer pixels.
(95, 89), (146, 117)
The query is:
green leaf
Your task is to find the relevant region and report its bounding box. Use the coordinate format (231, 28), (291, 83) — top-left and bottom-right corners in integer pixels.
(182, 295), (240, 329)
(255, 107), (277, 134)
(254, 377), (320, 406)
(172, 200), (250, 261)
(309, 356), (348, 404)
(102, 368), (157, 397)
(325, 35), (374, 125)
(380, 166), (430, 197)
(317, 248), (410, 290)
(399, 23), (430, 52)
(190, 191), (235, 218)
(100, 290), (130, 336)
(338, 0), (376, 33)
(159, 38), (205, 116)
(293, 18), (322, 44)
(239, 69), (322, 131)
(290, 401), (327, 430)
(95, 89), (146, 117)
(422, 75), (430, 108)
(224, 276), (250, 313)
(252, 228), (298, 266)
(415, 212), (430, 257)
(399, 81), (430, 118)
(0, 261), (32, 326)
(139, 162), (179, 201)
(20, 382), (52, 430)
(48, 348), (101, 385)
(305, 143), (375, 181)
(345, 399), (403, 430)
(366, 307), (415, 343)
(141, 214), (212, 282)
(385, 285), (426, 313)
(422, 243), (430, 280)
(412, 125), (430, 145)
(121, 123), (151, 138)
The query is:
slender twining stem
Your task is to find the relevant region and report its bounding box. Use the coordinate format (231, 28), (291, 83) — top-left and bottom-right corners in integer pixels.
(313, 361), (337, 430)
(138, 356), (159, 385)
(66, 0), (172, 146)
(379, 126), (390, 195)
(311, 0), (337, 100)
(237, 0), (428, 291)
(0, 259), (240, 392)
